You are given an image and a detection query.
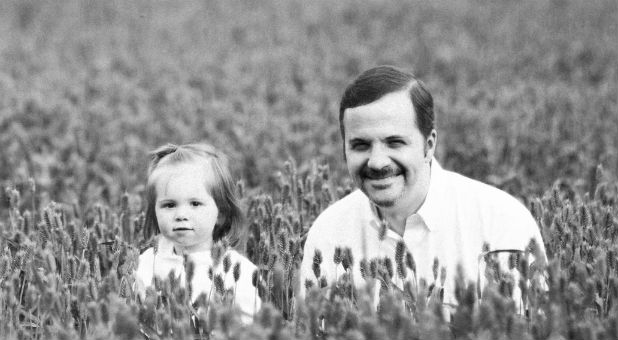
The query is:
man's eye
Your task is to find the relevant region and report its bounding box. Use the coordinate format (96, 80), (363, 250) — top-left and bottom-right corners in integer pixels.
(350, 142), (369, 151)
(387, 140), (406, 147)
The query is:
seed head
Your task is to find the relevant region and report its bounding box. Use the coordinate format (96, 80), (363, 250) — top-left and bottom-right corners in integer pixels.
(334, 247), (342, 265)
(223, 254), (232, 273)
(607, 249), (616, 270)
(261, 248), (269, 266)
(312, 262), (321, 279)
(319, 276), (328, 288)
(342, 247), (353, 270)
(369, 259), (378, 279)
(268, 254), (277, 271)
(482, 242), (490, 253)
(508, 252), (518, 270)
(214, 274), (225, 295)
(396, 257), (407, 279)
(277, 231), (288, 256)
(233, 262), (241, 282)
(405, 252), (416, 274)
(527, 238), (542, 260)
(395, 240), (405, 259)
(384, 257), (394, 280)
(519, 257), (529, 280)
(6, 187), (19, 209)
(432, 258), (439, 281)
(313, 249), (323, 265)
(359, 259), (368, 280)
(251, 269), (259, 287)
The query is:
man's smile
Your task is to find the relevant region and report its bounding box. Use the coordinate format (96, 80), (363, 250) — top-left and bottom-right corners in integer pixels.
(361, 165), (403, 180)
(365, 175), (400, 189)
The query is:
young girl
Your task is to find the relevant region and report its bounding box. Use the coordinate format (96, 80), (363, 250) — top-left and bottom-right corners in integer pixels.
(135, 142), (261, 323)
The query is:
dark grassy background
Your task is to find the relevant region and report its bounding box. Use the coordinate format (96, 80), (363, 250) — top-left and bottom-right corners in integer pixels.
(1, 0), (616, 207)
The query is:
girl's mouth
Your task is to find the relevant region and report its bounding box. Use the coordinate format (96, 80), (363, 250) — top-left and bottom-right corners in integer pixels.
(173, 227), (193, 231)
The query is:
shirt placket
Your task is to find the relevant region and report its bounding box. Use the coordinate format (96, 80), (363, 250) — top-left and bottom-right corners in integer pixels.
(402, 214), (430, 287)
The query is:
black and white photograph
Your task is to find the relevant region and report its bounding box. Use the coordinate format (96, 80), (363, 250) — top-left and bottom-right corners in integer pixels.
(1, 0), (617, 339)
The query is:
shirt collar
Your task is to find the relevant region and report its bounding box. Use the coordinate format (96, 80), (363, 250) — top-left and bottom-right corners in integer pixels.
(415, 158), (446, 232)
(155, 235), (213, 263)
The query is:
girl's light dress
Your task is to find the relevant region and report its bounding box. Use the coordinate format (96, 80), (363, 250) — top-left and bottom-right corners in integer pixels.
(135, 236), (261, 323)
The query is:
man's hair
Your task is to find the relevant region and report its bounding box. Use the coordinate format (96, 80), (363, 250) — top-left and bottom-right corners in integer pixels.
(143, 143), (244, 248)
(339, 65), (434, 141)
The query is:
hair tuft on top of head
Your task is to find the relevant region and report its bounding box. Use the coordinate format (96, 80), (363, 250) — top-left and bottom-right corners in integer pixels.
(339, 65), (434, 141)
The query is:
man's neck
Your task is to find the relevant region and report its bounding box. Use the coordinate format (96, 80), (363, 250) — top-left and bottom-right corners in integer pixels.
(377, 162), (432, 236)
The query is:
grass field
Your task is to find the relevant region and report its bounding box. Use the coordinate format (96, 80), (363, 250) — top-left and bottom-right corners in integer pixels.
(1, 0), (618, 339)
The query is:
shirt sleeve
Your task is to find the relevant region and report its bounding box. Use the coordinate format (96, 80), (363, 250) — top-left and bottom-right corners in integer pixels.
(299, 228), (317, 299)
(134, 249), (154, 301)
(488, 193), (546, 257)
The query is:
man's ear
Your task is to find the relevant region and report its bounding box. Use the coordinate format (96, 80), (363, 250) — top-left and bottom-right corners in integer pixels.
(424, 129), (437, 161)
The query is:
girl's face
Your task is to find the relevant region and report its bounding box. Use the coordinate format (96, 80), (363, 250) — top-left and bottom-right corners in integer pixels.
(152, 160), (220, 254)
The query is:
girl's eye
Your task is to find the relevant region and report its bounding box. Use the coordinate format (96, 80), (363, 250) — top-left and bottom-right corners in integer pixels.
(190, 201), (203, 207)
(161, 202), (176, 209)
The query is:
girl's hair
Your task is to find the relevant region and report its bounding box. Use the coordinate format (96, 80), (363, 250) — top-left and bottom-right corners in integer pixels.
(143, 143), (244, 248)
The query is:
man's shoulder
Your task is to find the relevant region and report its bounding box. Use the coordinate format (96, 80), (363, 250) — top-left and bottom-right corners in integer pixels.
(443, 168), (525, 207)
(312, 189), (368, 223)
(306, 189), (370, 237)
(441, 167), (536, 228)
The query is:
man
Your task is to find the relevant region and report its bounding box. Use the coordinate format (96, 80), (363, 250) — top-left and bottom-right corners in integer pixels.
(299, 65), (545, 309)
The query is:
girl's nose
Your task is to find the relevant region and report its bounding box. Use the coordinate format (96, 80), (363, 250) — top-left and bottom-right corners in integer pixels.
(174, 207), (189, 221)
(174, 215), (188, 222)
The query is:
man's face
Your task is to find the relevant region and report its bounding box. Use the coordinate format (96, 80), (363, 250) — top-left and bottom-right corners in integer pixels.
(343, 89), (435, 209)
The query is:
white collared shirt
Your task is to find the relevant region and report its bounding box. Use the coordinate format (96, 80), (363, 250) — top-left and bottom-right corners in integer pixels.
(300, 159), (545, 308)
(135, 236), (261, 323)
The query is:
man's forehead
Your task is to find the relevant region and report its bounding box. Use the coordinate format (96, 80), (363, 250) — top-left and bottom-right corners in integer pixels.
(344, 97), (416, 136)
(344, 90), (413, 120)
(345, 89), (411, 113)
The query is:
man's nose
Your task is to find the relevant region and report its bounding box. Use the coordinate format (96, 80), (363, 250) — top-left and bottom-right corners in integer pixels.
(367, 145), (390, 169)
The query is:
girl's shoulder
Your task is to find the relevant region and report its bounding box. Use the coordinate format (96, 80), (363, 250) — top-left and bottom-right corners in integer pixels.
(139, 235), (175, 256)
(139, 246), (155, 259)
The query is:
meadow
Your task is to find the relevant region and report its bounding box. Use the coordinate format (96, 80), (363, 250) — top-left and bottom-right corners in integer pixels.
(1, 0), (617, 338)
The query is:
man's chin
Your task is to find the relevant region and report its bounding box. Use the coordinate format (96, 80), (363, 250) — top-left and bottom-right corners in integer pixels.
(371, 198), (396, 207)
(361, 190), (397, 207)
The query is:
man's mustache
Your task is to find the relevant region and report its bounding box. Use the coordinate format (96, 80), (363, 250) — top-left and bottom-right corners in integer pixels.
(360, 165), (403, 180)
